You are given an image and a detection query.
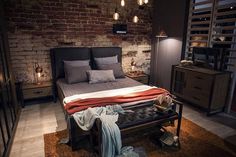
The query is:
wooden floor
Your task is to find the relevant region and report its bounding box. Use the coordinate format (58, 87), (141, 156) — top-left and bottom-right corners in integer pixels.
(9, 101), (236, 157)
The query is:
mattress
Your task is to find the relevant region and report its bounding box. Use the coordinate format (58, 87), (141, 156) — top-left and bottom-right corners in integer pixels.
(56, 77), (142, 98)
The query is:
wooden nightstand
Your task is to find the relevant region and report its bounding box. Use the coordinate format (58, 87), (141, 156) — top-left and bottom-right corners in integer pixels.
(20, 81), (53, 107)
(126, 71), (150, 85)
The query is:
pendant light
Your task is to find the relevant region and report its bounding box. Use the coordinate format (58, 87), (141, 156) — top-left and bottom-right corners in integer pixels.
(121, 0), (125, 7)
(137, 0), (143, 5)
(113, 1), (119, 21)
(133, 16), (139, 23)
(143, 0), (148, 4)
(113, 8), (119, 20)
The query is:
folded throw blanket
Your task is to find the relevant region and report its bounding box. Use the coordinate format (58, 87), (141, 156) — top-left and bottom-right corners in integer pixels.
(64, 86), (168, 114)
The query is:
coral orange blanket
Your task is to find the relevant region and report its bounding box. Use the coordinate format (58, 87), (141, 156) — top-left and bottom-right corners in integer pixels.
(64, 88), (169, 114)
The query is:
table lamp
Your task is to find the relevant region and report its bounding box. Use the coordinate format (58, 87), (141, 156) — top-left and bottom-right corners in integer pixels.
(35, 63), (43, 84)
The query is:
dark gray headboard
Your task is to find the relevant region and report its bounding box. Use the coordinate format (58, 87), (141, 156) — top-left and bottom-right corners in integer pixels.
(50, 47), (91, 80)
(50, 47), (122, 102)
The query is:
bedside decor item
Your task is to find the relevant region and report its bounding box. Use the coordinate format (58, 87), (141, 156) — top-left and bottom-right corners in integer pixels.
(180, 60), (193, 67)
(35, 63), (43, 84)
(131, 58), (136, 71)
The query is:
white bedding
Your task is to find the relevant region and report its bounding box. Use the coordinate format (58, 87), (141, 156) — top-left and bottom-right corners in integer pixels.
(63, 85), (157, 105)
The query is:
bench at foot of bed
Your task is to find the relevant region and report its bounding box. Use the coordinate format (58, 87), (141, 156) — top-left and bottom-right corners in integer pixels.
(91, 99), (183, 157)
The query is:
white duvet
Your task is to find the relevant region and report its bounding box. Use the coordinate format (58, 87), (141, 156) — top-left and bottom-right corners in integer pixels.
(63, 85), (157, 106)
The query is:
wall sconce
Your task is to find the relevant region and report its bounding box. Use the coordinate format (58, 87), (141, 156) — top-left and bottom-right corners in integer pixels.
(35, 63), (43, 84)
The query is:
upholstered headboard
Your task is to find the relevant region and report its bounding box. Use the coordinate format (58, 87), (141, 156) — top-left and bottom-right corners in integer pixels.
(50, 47), (122, 101)
(50, 47), (91, 80)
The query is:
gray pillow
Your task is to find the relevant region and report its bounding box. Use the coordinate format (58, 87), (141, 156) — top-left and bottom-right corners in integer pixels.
(97, 63), (125, 78)
(94, 55), (118, 65)
(64, 65), (91, 84)
(64, 60), (90, 66)
(87, 70), (116, 84)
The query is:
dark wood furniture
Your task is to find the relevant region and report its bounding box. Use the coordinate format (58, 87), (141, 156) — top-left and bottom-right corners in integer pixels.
(0, 3), (20, 157)
(93, 99), (183, 157)
(171, 65), (230, 115)
(125, 71), (150, 85)
(19, 81), (53, 107)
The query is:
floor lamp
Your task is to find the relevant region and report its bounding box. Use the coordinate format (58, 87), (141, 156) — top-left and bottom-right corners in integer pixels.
(153, 30), (168, 86)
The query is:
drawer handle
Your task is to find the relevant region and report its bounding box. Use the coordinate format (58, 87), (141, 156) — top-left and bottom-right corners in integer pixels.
(195, 76), (203, 80)
(192, 96), (200, 101)
(194, 86), (202, 90)
(34, 91), (43, 94)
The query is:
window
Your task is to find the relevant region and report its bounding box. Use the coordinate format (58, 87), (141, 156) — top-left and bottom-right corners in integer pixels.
(186, 0), (236, 72)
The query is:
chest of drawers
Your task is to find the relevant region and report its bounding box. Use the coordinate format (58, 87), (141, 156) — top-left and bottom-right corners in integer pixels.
(171, 65), (230, 115)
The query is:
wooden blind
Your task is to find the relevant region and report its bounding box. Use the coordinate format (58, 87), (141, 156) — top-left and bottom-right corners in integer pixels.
(185, 0), (214, 58)
(210, 0), (236, 71)
(185, 0), (236, 69)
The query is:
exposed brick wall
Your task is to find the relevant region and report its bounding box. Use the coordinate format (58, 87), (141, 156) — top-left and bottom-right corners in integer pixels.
(4, 0), (152, 83)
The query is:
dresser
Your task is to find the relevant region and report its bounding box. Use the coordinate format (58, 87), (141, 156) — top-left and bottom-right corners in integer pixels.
(171, 65), (230, 115)
(20, 81), (53, 107)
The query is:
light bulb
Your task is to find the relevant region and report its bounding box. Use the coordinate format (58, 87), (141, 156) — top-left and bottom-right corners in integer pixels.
(37, 72), (41, 78)
(133, 16), (139, 23)
(121, 0), (125, 7)
(113, 12), (119, 20)
(144, 0), (148, 4)
(137, 0), (143, 5)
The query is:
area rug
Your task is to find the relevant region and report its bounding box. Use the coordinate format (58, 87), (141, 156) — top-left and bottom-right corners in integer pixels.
(44, 118), (236, 157)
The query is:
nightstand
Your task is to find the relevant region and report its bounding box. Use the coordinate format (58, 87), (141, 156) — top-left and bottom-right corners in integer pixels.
(126, 71), (150, 85)
(20, 81), (53, 107)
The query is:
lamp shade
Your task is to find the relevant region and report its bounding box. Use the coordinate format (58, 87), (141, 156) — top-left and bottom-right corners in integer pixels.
(156, 30), (168, 38)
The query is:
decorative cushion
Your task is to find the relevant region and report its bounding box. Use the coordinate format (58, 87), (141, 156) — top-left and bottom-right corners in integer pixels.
(87, 70), (116, 84)
(64, 65), (91, 84)
(97, 63), (125, 78)
(94, 55), (118, 65)
(64, 60), (90, 67)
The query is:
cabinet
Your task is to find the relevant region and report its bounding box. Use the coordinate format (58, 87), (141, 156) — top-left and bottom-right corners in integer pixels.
(125, 71), (150, 85)
(0, 3), (20, 157)
(20, 81), (53, 107)
(171, 65), (230, 115)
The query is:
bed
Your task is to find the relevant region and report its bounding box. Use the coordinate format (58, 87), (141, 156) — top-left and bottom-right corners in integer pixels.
(50, 47), (182, 151)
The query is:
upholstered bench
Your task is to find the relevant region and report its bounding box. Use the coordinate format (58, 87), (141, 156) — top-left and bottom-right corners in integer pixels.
(93, 99), (183, 156)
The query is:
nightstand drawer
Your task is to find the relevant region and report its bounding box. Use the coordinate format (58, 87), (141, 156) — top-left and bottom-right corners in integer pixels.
(23, 87), (52, 99)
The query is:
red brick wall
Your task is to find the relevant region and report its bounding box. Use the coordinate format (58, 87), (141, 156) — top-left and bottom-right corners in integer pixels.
(4, 0), (152, 83)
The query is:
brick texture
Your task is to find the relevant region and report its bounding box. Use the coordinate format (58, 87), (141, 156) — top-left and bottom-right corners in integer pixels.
(4, 0), (152, 83)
